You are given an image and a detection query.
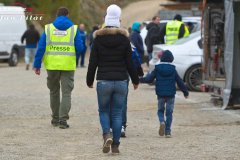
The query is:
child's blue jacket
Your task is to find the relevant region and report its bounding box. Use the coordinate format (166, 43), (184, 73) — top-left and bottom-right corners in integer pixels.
(140, 50), (188, 97)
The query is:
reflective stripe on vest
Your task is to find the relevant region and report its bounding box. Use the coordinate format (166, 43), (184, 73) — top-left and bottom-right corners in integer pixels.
(45, 52), (76, 56)
(44, 23), (77, 71)
(46, 24), (74, 46)
(166, 20), (189, 44)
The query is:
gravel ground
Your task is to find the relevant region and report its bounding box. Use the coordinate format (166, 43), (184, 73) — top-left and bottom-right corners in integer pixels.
(1, 56), (240, 160)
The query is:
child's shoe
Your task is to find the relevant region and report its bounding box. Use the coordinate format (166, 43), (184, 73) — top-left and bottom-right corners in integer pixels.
(121, 126), (126, 137)
(158, 122), (165, 136)
(165, 132), (171, 138)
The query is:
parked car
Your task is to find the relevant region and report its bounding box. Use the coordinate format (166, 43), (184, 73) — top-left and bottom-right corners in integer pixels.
(149, 31), (202, 91)
(191, 22), (201, 33)
(140, 17), (201, 58)
(0, 6), (27, 66)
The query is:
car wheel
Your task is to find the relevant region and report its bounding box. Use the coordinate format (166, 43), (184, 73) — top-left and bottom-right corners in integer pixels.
(185, 65), (202, 91)
(8, 49), (18, 66)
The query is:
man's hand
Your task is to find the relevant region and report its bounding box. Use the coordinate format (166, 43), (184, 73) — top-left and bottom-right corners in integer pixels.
(88, 84), (93, 88)
(184, 95), (189, 99)
(133, 84), (138, 90)
(34, 68), (40, 75)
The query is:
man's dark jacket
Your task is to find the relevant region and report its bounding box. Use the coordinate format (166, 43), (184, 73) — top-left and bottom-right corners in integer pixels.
(21, 25), (40, 45)
(145, 22), (160, 53)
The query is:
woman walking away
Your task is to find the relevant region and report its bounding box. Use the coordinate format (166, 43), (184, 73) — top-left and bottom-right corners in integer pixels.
(130, 22), (144, 64)
(87, 4), (139, 155)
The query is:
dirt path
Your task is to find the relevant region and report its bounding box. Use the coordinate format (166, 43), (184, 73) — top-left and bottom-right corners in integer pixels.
(120, 0), (172, 28)
(1, 60), (240, 159)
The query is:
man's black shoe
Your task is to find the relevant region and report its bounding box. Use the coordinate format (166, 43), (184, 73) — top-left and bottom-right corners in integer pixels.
(59, 121), (69, 129)
(51, 119), (59, 127)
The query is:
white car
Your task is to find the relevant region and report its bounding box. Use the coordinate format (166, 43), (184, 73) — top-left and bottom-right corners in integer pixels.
(140, 17), (201, 57)
(0, 6), (27, 66)
(149, 31), (202, 91)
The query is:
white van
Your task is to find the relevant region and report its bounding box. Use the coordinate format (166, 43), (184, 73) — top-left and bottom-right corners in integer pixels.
(0, 5), (27, 66)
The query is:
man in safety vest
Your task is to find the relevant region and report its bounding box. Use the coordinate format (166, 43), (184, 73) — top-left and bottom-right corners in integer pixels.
(101, 14), (106, 28)
(160, 14), (189, 44)
(34, 7), (83, 129)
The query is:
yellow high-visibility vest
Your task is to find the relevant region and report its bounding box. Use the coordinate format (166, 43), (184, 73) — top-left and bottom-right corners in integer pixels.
(166, 20), (189, 44)
(44, 23), (77, 70)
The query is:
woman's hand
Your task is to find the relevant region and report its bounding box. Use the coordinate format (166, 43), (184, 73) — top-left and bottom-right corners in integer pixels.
(88, 84), (93, 88)
(133, 84), (138, 90)
(138, 77), (142, 84)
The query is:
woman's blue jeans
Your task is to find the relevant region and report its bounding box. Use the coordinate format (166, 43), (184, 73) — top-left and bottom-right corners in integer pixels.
(97, 81), (128, 143)
(109, 73), (129, 128)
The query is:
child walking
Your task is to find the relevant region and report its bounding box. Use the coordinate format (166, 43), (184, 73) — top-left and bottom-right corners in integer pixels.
(139, 50), (189, 138)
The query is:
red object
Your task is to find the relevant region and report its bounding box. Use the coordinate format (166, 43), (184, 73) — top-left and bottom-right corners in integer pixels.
(209, 87), (212, 92)
(158, 50), (164, 59)
(213, 53), (218, 71)
(10, 3), (45, 14)
(201, 84), (206, 92)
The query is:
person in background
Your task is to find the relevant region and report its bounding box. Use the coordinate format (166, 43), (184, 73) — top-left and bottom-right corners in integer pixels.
(145, 16), (160, 61)
(76, 24), (87, 67)
(89, 25), (99, 48)
(186, 22), (194, 33)
(128, 27), (132, 34)
(87, 4), (139, 154)
(160, 14), (189, 44)
(131, 22), (144, 64)
(139, 50), (189, 138)
(101, 14), (106, 28)
(98, 25), (102, 30)
(21, 24), (40, 70)
(34, 7), (83, 129)
(110, 41), (144, 138)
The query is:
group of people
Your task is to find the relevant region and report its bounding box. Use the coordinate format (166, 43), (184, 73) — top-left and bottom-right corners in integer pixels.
(27, 5), (190, 155)
(120, 13), (190, 71)
(86, 5), (189, 154)
(133, 14), (190, 63)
